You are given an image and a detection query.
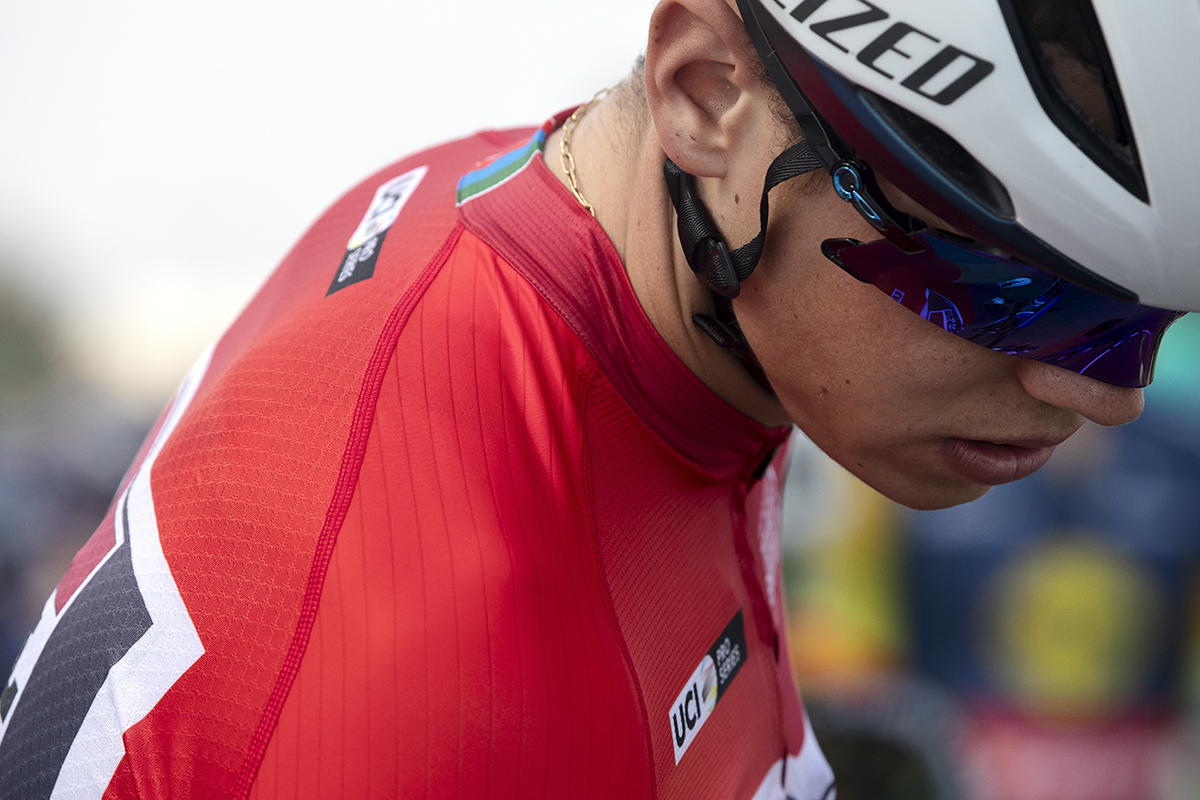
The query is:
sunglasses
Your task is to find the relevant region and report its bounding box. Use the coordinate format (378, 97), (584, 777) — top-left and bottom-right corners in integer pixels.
(816, 157), (1183, 389)
(821, 221), (1184, 389)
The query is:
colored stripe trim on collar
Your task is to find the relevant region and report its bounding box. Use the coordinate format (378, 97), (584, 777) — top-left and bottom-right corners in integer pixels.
(456, 128), (547, 206)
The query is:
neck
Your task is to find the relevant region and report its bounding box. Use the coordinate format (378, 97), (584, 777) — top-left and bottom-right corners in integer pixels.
(545, 91), (790, 428)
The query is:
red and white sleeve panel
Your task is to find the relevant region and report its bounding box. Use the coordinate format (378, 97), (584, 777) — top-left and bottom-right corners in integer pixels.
(0, 129), (529, 799)
(0, 347), (210, 799)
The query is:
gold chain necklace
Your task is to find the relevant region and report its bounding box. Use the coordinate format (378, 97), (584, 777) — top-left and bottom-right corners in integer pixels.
(560, 87), (610, 217)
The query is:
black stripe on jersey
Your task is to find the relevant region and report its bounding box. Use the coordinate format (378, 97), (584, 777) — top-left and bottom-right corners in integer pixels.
(0, 681), (15, 722)
(0, 497), (152, 800)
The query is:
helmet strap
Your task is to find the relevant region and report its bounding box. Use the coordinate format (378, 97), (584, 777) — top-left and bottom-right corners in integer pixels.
(663, 140), (824, 391)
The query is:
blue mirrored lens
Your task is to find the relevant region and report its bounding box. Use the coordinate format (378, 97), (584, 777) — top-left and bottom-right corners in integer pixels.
(824, 232), (1185, 388)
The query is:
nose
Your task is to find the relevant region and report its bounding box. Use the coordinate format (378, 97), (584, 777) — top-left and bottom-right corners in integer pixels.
(1016, 359), (1143, 427)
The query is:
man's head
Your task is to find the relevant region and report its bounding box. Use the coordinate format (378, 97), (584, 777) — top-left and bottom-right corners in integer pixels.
(633, 0), (1194, 507)
(724, 0), (1200, 310)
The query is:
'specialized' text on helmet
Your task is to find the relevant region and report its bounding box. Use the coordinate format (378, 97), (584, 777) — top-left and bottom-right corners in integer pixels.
(738, 0), (1200, 311)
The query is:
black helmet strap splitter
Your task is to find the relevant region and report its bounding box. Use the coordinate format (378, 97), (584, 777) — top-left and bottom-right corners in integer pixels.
(664, 140), (823, 389)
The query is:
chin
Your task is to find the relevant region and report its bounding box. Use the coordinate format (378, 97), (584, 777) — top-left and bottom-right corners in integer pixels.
(882, 479), (993, 511)
(844, 461), (994, 511)
(802, 434), (999, 510)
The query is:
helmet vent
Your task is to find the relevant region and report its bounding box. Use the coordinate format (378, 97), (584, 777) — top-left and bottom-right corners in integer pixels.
(1000, 0), (1148, 202)
(858, 88), (1016, 221)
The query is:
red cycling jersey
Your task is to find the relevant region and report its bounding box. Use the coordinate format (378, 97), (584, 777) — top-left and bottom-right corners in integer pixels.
(0, 113), (834, 800)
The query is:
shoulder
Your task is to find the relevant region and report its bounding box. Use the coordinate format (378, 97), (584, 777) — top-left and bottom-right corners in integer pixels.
(0, 126), (547, 797)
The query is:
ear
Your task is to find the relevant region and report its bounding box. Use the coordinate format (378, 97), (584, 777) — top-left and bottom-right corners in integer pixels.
(645, 0), (764, 178)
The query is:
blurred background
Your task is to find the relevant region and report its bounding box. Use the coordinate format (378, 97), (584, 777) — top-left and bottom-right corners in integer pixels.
(1, 2), (1196, 798)
(782, 319), (1200, 800)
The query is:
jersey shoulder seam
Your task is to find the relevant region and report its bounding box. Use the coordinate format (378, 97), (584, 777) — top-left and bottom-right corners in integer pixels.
(233, 222), (468, 798)
(576, 360), (659, 799)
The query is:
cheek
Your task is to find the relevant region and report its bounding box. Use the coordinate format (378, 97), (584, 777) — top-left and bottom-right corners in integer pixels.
(734, 253), (1015, 508)
(741, 243), (999, 413)
(738, 274), (904, 466)
(738, 255), (919, 422)
(731, 188), (1031, 508)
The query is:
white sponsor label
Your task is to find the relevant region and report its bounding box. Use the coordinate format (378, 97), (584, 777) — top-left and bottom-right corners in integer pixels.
(758, 462), (783, 627)
(346, 166), (428, 250)
(670, 654), (718, 764)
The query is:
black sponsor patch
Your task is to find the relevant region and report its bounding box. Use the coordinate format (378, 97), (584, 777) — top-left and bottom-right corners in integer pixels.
(327, 229), (388, 296)
(325, 166), (427, 297)
(0, 681), (15, 722)
(708, 609), (746, 701)
(670, 609), (748, 762)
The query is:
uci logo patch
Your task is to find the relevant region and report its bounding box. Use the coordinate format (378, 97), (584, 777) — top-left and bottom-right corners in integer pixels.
(327, 165), (428, 296)
(669, 610), (747, 764)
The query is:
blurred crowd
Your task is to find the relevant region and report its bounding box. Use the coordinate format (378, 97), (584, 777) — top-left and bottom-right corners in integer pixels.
(1, 274), (1197, 800)
(784, 314), (1200, 800)
(0, 274), (152, 679)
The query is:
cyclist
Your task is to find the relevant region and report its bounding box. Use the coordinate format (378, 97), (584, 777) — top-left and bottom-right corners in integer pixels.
(0, 1), (1190, 798)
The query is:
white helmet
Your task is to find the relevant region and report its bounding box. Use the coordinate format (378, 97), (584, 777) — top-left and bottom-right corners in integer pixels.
(738, 0), (1200, 311)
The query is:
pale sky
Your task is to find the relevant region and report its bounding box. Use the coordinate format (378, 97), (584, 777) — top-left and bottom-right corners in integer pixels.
(0, 0), (655, 410)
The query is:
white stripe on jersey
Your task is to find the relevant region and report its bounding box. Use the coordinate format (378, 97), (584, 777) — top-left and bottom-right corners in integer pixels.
(43, 345), (212, 798)
(751, 713), (837, 800)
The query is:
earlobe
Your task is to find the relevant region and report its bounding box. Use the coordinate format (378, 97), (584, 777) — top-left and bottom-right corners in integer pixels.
(646, 0), (758, 177)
